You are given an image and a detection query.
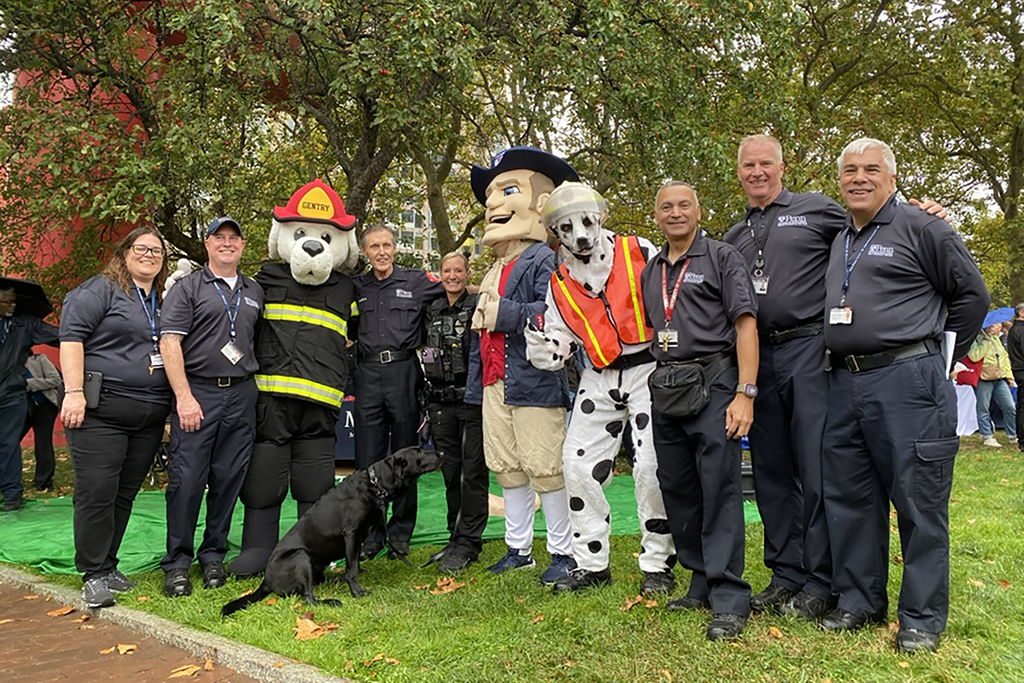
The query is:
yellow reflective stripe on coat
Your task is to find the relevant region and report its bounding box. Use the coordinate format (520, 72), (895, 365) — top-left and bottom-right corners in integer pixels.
(553, 276), (611, 367)
(621, 236), (647, 343)
(254, 374), (344, 408)
(263, 303), (348, 339)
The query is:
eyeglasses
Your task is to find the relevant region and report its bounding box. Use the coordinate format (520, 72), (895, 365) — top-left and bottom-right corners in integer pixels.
(131, 244), (165, 257)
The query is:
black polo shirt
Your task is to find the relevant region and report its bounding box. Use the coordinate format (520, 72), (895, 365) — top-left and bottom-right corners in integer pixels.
(823, 194), (988, 360)
(60, 275), (171, 403)
(160, 265), (263, 377)
(723, 188), (846, 333)
(354, 266), (444, 354)
(0, 314), (58, 402)
(641, 232), (758, 362)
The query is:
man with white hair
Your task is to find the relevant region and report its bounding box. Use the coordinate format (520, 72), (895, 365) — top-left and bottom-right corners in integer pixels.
(820, 137), (988, 652)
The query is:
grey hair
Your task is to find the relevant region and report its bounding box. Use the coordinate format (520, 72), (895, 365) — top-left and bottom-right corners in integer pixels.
(439, 251), (469, 269)
(737, 134), (783, 166)
(655, 180), (699, 209)
(837, 138), (897, 175)
(1015, 303), (1024, 318)
(360, 223), (396, 248)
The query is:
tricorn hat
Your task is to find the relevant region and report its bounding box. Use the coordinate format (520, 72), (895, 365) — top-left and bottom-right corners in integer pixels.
(470, 147), (579, 205)
(273, 179), (356, 231)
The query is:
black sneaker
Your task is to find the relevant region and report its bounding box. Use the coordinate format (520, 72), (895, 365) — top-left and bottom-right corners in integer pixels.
(82, 577), (115, 608)
(666, 594), (711, 611)
(751, 583), (797, 613)
(201, 561), (227, 589)
(2, 493), (23, 512)
(437, 547), (478, 574)
(779, 590), (837, 621)
(707, 613), (747, 641)
(551, 567), (612, 594)
(641, 570), (675, 595)
(104, 569), (135, 593)
(895, 627), (940, 653)
(163, 568), (192, 598)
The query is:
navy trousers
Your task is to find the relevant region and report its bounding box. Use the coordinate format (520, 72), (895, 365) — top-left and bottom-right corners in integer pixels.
(0, 394), (28, 501)
(354, 358), (422, 546)
(748, 333), (832, 598)
(652, 365), (751, 617)
(162, 379), (257, 571)
(823, 352), (958, 633)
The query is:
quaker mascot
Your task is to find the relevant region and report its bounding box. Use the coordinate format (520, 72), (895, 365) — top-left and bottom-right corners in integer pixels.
(466, 146), (578, 584)
(524, 182), (675, 594)
(228, 179), (360, 578)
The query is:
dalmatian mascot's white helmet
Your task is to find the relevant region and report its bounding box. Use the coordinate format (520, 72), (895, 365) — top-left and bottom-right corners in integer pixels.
(269, 179), (359, 285)
(541, 182), (609, 259)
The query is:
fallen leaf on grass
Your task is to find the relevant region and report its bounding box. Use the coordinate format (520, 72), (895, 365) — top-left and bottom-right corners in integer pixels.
(620, 595), (644, 612)
(413, 584), (431, 591)
(100, 646), (116, 655)
(0, 619), (14, 625)
(644, 599), (658, 608)
(47, 605), (74, 617)
(967, 519), (976, 524)
(563, 660), (575, 668)
(821, 678), (832, 683)
(168, 663), (201, 678)
(136, 596), (149, 602)
(293, 617), (326, 641)
(530, 614), (545, 624)
(363, 653), (400, 667)
(204, 654), (214, 671)
(302, 611), (315, 620)
(430, 577), (465, 595)
(74, 614), (90, 623)
(968, 578), (986, 587)
(117, 643), (137, 655)
(768, 626), (783, 639)
(264, 598), (277, 605)
(896, 660), (910, 668)
(22, 594), (39, 600)
(887, 622), (899, 632)
(660, 670), (673, 681)
(998, 579), (1012, 590)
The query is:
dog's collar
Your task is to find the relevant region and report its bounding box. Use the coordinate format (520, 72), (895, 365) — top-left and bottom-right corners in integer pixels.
(367, 466), (389, 503)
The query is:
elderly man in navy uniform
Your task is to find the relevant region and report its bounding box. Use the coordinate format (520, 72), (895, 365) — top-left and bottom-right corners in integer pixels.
(821, 138), (987, 653)
(159, 217), (264, 597)
(353, 225), (443, 560)
(641, 181), (759, 641)
(0, 284), (59, 512)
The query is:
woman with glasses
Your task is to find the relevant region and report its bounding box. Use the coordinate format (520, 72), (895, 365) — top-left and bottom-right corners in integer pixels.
(59, 227), (172, 608)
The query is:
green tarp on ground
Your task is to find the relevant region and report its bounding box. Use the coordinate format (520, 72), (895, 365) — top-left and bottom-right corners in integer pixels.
(0, 472), (760, 575)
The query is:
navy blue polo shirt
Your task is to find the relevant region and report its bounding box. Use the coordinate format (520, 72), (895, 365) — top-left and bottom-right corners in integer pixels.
(354, 266), (444, 354)
(60, 275), (171, 403)
(823, 194), (988, 360)
(723, 188), (846, 332)
(160, 265), (263, 377)
(641, 232), (758, 362)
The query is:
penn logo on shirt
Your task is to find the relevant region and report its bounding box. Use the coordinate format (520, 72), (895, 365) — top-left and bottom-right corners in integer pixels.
(244, 296), (260, 308)
(683, 272), (705, 284)
(396, 289), (413, 299)
(868, 244), (894, 258)
(777, 214), (808, 227)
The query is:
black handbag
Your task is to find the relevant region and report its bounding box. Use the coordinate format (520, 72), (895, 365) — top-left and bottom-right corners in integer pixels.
(648, 363), (710, 417)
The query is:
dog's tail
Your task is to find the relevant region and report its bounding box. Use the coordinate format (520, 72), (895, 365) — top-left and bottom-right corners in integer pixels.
(221, 583), (273, 617)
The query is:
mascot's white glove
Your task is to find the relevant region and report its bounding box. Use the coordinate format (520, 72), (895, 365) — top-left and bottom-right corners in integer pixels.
(164, 258), (193, 297)
(525, 318), (578, 371)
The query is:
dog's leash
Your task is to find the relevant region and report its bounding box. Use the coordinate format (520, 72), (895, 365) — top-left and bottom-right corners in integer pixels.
(366, 465), (418, 569)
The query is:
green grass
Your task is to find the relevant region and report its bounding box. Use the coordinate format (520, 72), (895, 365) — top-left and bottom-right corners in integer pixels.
(15, 437), (1024, 682)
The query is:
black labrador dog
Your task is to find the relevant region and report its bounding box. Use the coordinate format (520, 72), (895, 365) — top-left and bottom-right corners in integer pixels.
(222, 447), (440, 616)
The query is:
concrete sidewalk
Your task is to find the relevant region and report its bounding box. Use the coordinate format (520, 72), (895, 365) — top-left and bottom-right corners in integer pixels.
(0, 566), (347, 682)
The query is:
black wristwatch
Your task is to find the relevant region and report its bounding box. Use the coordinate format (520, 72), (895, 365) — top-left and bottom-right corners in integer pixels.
(736, 383), (758, 398)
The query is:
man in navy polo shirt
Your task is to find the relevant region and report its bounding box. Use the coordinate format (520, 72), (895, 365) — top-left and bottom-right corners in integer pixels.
(820, 138), (987, 653)
(159, 217), (264, 597)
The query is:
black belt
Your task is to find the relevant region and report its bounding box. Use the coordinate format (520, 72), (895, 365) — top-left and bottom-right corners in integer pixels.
(191, 374), (251, 387)
(604, 348), (655, 371)
(766, 321), (823, 345)
(834, 339), (941, 373)
(359, 348), (414, 364)
(428, 385), (466, 403)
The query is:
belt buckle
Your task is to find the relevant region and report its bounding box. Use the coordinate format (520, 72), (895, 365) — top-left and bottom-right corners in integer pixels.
(845, 355), (860, 373)
(379, 350), (393, 364)
(217, 377), (231, 388)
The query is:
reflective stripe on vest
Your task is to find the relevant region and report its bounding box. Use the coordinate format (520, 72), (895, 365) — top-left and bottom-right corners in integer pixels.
(264, 303), (348, 339)
(254, 374), (344, 408)
(550, 235), (653, 368)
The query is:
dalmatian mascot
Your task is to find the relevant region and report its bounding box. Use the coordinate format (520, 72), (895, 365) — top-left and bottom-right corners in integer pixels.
(228, 179), (360, 578)
(525, 182), (675, 594)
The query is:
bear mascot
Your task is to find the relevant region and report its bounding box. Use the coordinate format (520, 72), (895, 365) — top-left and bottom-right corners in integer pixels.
(228, 179), (360, 578)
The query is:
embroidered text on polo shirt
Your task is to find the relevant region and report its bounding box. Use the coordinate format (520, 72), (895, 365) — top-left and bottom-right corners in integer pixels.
(777, 214), (809, 227)
(867, 244), (894, 258)
(683, 272), (705, 284)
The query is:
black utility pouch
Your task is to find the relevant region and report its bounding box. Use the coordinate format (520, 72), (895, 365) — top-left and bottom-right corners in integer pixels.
(648, 363), (709, 417)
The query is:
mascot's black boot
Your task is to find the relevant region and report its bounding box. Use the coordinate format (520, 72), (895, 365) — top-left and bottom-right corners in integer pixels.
(228, 505), (281, 578)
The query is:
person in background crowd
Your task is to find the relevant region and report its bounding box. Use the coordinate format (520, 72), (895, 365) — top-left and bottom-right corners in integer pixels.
(820, 138), (988, 653)
(159, 217), (263, 598)
(352, 224), (443, 560)
(0, 285), (59, 512)
(21, 353), (62, 491)
(420, 251), (489, 573)
(1006, 304), (1024, 453)
(641, 181), (759, 641)
(969, 322), (1017, 447)
(59, 226), (172, 607)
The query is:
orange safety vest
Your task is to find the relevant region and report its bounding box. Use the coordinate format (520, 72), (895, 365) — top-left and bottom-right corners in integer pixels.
(550, 235), (653, 368)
